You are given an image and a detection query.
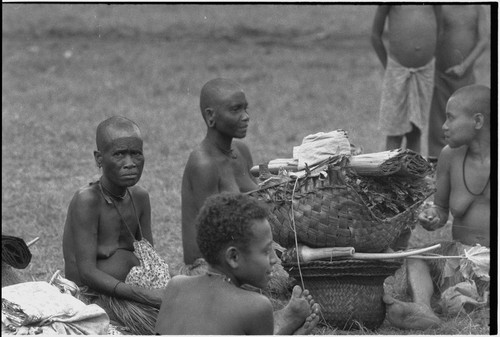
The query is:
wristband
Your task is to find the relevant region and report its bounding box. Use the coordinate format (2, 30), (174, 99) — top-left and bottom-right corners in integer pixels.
(112, 281), (122, 297)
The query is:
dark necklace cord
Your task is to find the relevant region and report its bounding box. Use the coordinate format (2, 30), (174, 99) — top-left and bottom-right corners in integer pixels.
(100, 180), (127, 199)
(212, 141), (237, 159)
(206, 270), (233, 284)
(463, 147), (490, 196)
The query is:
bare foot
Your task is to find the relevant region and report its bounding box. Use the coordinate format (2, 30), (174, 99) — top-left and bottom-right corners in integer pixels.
(384, 295), (441, 330)
(293, 303), (320, 335)
(274, 285), (312, 335)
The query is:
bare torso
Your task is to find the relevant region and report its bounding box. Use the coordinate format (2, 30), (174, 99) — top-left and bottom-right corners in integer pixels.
(436, 5), (480, 71)
(181, 140), (258, 264)
(155, 275), (273, 335)
(63, 183), (145, 285)
(446, 147), (490, 246)
(387, 5), (437, 68)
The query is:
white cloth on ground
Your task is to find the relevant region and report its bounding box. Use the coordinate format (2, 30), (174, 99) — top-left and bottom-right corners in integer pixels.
(2, 281), (109, 335)
(439, 280), (489, 316)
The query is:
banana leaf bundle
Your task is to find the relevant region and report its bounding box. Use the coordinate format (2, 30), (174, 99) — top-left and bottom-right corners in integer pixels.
(347, 149), (433, 178)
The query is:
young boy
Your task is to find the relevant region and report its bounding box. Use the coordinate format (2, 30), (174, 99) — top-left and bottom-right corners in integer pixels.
(180, 78), (315, 334)
(371, 5), (441, 153)
(384, 84), (490, 330)
(428, 5), (489, 158)
(63, 116), (170, 335)
(155, 193), (320, 335)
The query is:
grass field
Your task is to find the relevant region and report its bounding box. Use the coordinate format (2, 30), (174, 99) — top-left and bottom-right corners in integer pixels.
(2, 4), (492, 335)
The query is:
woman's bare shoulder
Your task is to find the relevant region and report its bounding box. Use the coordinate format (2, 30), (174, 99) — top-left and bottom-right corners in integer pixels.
(184, 145), (220, 179)
(437, 145), (466, 171)
(71, 183), (101, 205)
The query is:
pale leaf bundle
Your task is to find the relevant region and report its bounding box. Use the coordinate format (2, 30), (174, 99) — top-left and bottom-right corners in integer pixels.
(347, 150), (401, 176)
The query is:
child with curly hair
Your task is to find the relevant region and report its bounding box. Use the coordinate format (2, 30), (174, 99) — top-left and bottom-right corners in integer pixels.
(155, 192), (320, 335)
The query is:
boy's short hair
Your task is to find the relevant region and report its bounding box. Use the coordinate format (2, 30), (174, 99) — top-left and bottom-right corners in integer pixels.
(196, 192), (269, 265)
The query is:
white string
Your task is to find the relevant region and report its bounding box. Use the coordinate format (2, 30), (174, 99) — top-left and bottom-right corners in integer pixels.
(290, 175), (305, 290)
(289, 174), (329, 326)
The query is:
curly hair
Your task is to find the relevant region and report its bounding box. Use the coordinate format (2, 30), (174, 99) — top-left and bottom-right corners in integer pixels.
(196, 192), (269, 265)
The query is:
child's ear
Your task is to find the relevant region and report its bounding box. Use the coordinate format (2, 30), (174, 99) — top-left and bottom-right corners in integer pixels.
(94, 150), (103, 168)
(225, 246), (240, 269)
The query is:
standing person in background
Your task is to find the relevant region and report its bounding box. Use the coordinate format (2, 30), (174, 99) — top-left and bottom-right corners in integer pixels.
(428, 5), (489, 159)
(371, 5), (441, 153)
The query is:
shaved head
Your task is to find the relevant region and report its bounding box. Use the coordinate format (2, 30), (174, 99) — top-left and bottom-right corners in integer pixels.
(96, 116), (142, 151)
(450, 84), (490, 125)
(199, 78), (243, 114)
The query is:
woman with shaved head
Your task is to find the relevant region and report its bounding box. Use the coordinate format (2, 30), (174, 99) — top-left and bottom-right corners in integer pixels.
(384, 85), (491, 330)
(63, 116), (170, 334)
(180, 78), (319, 334)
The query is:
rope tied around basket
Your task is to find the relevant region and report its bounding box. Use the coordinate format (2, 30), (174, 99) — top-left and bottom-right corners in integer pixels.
(285, 159), (352, 291)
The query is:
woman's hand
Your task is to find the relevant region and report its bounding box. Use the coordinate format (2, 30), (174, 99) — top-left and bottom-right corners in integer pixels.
(418, 207), (443, 231)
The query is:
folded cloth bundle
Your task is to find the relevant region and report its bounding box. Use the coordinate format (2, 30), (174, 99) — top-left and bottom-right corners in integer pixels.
(2, 235), (31, 269)
(2, 281), (109, 335)
(439, 280), (489, 316)
(293, 130), (352, 171)
(348, 149), (432, 177)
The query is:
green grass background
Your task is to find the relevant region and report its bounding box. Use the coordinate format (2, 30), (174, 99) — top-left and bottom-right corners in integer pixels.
(2, 4), (492, 334)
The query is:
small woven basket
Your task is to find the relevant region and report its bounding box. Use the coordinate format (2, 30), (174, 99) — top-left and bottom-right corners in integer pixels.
(284, 259), (401, 330)
(249, 159), (432, 252)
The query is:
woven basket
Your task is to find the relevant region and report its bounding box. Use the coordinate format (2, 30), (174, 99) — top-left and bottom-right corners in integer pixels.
(248, 160), (432, 252)
(284, 259), (401, 330)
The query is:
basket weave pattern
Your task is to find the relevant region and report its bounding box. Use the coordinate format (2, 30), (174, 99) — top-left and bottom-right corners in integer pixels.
(250, 164), (426, 252)
(285, 260), (401, 330)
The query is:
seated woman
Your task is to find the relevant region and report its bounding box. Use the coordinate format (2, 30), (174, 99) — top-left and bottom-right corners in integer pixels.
(63, 116), (170, 335)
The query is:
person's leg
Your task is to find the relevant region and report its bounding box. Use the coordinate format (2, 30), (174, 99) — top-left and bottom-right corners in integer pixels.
(386, 135), (403, 151)
(274, 285), (315, 335)
(384, 258), (441, 330)
(407, 258), (435, 307)
(405, 124), (421, 153)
